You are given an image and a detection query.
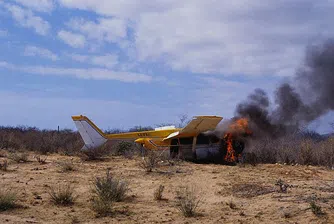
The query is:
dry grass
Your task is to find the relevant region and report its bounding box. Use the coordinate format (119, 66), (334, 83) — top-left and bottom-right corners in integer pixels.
(92, 169), (129, 202)
(310, 201), (325, 217)
(244, 136), (334, 167)
(114, 141), (138, 158)
(226, 198), (237, 209)
(49, 184), (76, 206)
(0, 160), (8, 171)
(0, 126), (83, 155)
(0, 150), (7, 158)
(91, 169), (129, 216)
(9, 152), (29, 163)
(57, 160), (76, 172)
(232, 183), (274, 198)
(0, 189), (18, 211)
(91, 197), (114, 217)
(153, 185), (165, 201)
(80, 144), (112, 161)
(1, 154), (334, 223)
(175, 186), (201, 217)
(34, 155), (48, 164)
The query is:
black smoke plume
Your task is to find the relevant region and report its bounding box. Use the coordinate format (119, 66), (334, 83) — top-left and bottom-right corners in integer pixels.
(235, 39), (334, 138)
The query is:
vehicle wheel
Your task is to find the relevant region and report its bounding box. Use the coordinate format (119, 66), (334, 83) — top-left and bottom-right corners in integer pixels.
(170, 139), (179, 159)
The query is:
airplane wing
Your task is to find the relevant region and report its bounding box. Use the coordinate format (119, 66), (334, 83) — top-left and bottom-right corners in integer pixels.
(163, 116), (223, 141)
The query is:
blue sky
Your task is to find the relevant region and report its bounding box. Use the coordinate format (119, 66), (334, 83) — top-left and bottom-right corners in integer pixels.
(0, 0), (333, 133)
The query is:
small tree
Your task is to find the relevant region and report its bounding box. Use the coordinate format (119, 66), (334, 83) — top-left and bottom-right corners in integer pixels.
(177, 114), (190, 128)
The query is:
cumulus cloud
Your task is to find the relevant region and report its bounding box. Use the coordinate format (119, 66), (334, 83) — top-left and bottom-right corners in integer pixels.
(66, 17), (127, 44)
(57, 0), (172, 18)
(13, 0), (55, 12)
(5, 4), (50, 35)
(58, 0), (334, 77)
(0, 61), (152, 83)
(67, 53), (119, 68)
(24, 45), (59, 61)
(58, 30), (86, 48)
(190, 76), (277, 118)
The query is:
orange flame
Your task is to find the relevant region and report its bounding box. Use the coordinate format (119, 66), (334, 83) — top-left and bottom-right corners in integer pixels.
(224, 133), (235, 162)
(228, 118), (251, 134)
(224, 118), (252, 163)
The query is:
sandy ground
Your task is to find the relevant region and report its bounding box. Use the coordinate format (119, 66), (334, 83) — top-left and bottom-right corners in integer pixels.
(1, 152), (334, 224)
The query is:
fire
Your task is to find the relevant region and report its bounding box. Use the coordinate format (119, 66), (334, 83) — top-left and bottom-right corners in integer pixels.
(228, 118), (251, 134)
(224, 133), (235, 162)
(224, 118), (252, 163)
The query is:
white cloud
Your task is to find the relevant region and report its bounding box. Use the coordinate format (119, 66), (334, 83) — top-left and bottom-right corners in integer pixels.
(58, 30), (86, 48)
(24, 46), (59, 61)
(0, 29), (8, 37)
(189, 76), (278, 118)
(57, 0), (174, 18)
(5, 4), (50, 35)
(0, 61), (13, 69)
(0, 61), (152, 83)
(67, 53), (88, 62)
(13, 0), (55, 12)
(67, 53), (119, 68)
(66, 17), (127, 44)
(58, 0), (334, 77)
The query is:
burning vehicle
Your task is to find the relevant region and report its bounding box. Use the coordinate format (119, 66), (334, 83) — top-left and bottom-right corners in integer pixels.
(73, 40), (334, 164)
(72, 115), (252, 164)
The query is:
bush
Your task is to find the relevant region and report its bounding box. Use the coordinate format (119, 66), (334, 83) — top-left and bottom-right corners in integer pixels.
(34, 155), (47, 164)
(310, 201), (325, 216)
(0, 189), (17, 211)
(154, 185), (165, 201)
(114, 141), (135, 157)
(92, 169), (129, 202)
(91, 197), (114, 217)
(0, 160), (8, 171)
(243, 135), (334, 168)
(175, 186), (201, 217)
(91, 169), (129, 216)
(57, 160), (76, 172)
(139, 151), (161, 172)
(231, 183), (274, 198)
(80, 144), (112, 161)
(226, 198), (237, 209)
(49, 184), (76, 206)
(0, 126), (83, 155)
(9, 152), (29, 163)
(275, 179), (291, 193)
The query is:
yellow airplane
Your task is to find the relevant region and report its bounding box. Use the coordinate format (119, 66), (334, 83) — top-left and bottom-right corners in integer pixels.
(72, 115), (244, 162)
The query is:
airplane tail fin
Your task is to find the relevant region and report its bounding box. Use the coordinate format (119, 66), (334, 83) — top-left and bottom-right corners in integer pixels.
(72, 115), (107, 151)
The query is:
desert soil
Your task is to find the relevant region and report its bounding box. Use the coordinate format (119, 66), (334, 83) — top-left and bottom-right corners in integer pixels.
(1, 152), (334, 224)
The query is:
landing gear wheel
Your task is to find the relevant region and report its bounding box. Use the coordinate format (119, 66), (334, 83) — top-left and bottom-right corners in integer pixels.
(170, 139), (179, 159)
